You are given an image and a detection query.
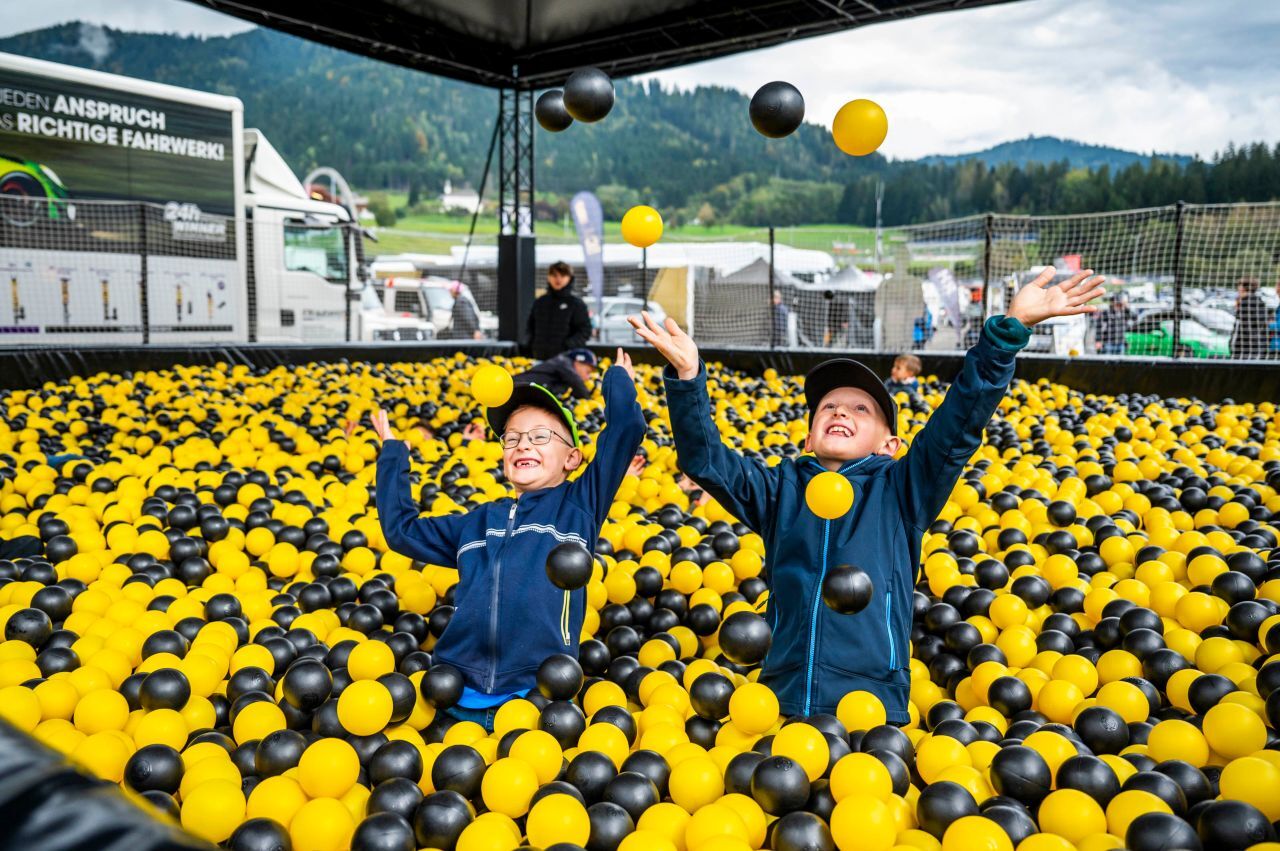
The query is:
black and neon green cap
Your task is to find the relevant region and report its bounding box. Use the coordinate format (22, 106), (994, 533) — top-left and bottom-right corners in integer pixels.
(486, 382), (581, 447)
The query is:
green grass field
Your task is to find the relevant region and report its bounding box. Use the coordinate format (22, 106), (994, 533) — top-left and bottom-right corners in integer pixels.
(366, 190), (885, 259)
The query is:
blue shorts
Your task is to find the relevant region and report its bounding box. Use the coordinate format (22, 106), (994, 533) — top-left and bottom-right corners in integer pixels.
(443, 705), (499, 733)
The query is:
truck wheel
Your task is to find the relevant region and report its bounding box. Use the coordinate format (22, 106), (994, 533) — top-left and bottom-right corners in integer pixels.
(0, 171), (48, 227)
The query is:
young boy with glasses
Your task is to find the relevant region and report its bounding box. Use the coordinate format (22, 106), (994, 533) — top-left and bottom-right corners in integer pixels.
(372, 349), (645, 730)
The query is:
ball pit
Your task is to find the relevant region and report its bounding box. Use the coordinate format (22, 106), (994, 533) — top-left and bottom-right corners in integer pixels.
(0, 353), (1279, 851)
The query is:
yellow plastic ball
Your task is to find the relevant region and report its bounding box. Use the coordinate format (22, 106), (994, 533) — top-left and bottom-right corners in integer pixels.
(510, 729), (564, 785)
(73, 689), (129, 734)
(481, 757), (538, 818)
(336, 680), (393, 737)
(1202, 701), (1267, 759)
(829, 752), (894, 802)
(298, 737), (360, 799)
(830, 793), (896, 851)
(837, 690), (887, 732)
(669, 756), (724, 813)
(831, 98), (889, 157)
(526, 793), (591, 848)
(180, 778), (245, 843)
(805, 471), (854, 519)
(1217, 756), (1280, 821)
(621, 205), (664, 249)
(940, 815), (1013, 851)
(1105, 789), (1171, 838)
(346, 641), (395, 680)
(471, 364), (514, 408)
(728, 682), (779, 735)
(289, 797), (356, 851)
(772, 723), (830, 782)
(1038, 788), (1108, 844)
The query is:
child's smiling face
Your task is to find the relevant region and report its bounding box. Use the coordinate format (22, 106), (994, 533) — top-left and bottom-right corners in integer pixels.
(805, 386), (900, 468)
(501, 406), (581, 493)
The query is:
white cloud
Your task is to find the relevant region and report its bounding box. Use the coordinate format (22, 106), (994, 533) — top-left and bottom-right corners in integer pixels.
(641, 0), (1280, 159)
(3, 0), (1277, 159)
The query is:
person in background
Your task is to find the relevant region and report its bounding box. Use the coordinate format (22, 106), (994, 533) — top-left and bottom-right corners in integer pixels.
(516, 348), (599, 400)
(527, 261), (591, 360)
(772, 290), (791, 346)
(1269, 278), (1280, 358)
(1092, 292), (1134, 355)
(1230, 277), (1270, 359)
(443, 280), (484, 340)
(884, 354), (922, 396)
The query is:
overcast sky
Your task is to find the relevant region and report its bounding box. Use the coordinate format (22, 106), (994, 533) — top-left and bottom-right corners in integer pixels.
(3, 0), (1278, 160)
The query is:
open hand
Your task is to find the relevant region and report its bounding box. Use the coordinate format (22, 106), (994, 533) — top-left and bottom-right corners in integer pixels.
(615, 348), (636, 382)
(1008, 268), (1106, 327)
(462, 421), (486, 442)
(627, 311), (699, 380)
(370, 408), (396, 443)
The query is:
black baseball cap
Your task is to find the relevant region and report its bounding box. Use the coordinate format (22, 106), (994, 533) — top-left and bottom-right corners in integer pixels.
(804, 358), (898, 436)
(486, 383), (581, 446)
(565, 348), (598, 366)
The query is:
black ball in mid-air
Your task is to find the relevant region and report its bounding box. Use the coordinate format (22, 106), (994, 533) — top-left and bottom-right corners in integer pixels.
(749, 81), (805, 138)
(535, 89), (574, 132)
(546, 542), (594, 590)
(821, 565), (873, 615)
(563, 67), (614, 123)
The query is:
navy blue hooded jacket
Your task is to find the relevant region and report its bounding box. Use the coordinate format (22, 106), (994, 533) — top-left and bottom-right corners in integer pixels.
(664, 317), (1030, 722)
(376, 366), (646, 697)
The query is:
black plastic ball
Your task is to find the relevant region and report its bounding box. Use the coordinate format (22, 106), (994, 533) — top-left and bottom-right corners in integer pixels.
(351, 812), (416, 851)
(546, 542), (593, 590)
(228, 817), (294, 851)
(749, 81), (805, 138)
(123, 744), (183, 794)
(535, 89), (574, 132)
(562, 67), (614, 123)
(718, 611), (772, 666)
(750, 755), (811, 815)
(821, 565), (873, 614)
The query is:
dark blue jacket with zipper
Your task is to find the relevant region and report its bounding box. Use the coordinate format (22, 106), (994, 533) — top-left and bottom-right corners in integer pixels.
(664, 317), (1030, 722)
(376, 366), (646, 696)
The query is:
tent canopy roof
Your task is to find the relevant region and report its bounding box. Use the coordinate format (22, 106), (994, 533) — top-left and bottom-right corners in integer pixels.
(184, 0), (1021, 89)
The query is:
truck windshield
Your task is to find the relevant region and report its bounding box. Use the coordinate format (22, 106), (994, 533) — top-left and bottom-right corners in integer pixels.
(283, 221), (349, 283)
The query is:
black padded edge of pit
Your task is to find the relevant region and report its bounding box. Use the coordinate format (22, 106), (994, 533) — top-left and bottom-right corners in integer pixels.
(0, 342), (517, 392)
(590, 345), (1280, 405)
(0, 718), (214, 850)
(1, 342), (1276, 404)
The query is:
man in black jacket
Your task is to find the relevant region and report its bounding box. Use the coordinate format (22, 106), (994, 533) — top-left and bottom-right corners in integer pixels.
(527, 261), (592, 360)
(516, 348), (598, 399)
(1231, 277), (1270, 359)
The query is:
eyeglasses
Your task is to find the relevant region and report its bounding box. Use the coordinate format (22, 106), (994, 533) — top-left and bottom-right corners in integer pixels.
(500, 426), (573, 449)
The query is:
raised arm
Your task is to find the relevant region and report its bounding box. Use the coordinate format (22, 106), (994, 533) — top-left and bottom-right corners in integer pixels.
(630, 312), (781, 534)
(567, 349), (647, 528)
(890, 269), (1104, 531)
(371, 411), (469, 565)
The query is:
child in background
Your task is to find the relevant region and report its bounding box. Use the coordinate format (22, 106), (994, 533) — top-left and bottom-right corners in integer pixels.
(372, 351), (646, 730)
(885, 353), (922, 396)
(631, 268), (1104, 722)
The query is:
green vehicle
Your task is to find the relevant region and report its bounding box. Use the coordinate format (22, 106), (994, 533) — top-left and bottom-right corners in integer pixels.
(1125, 309), (1230, 358)
(0, 154), (75, 226)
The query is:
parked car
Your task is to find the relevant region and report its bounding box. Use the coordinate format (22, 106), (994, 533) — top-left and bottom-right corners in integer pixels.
(378, 277), (498, 338)
(358, 284), (436, 341)
(1009, 268), (1088, 355)
(1125, 310), (1229, 358)
(590, 296), (667, 345)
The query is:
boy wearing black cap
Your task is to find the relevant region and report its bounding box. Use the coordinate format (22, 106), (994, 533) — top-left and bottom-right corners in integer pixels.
(371, 349), (645, 730)
(515, 348), (599, 400)
(630, 268), (1104, 723)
